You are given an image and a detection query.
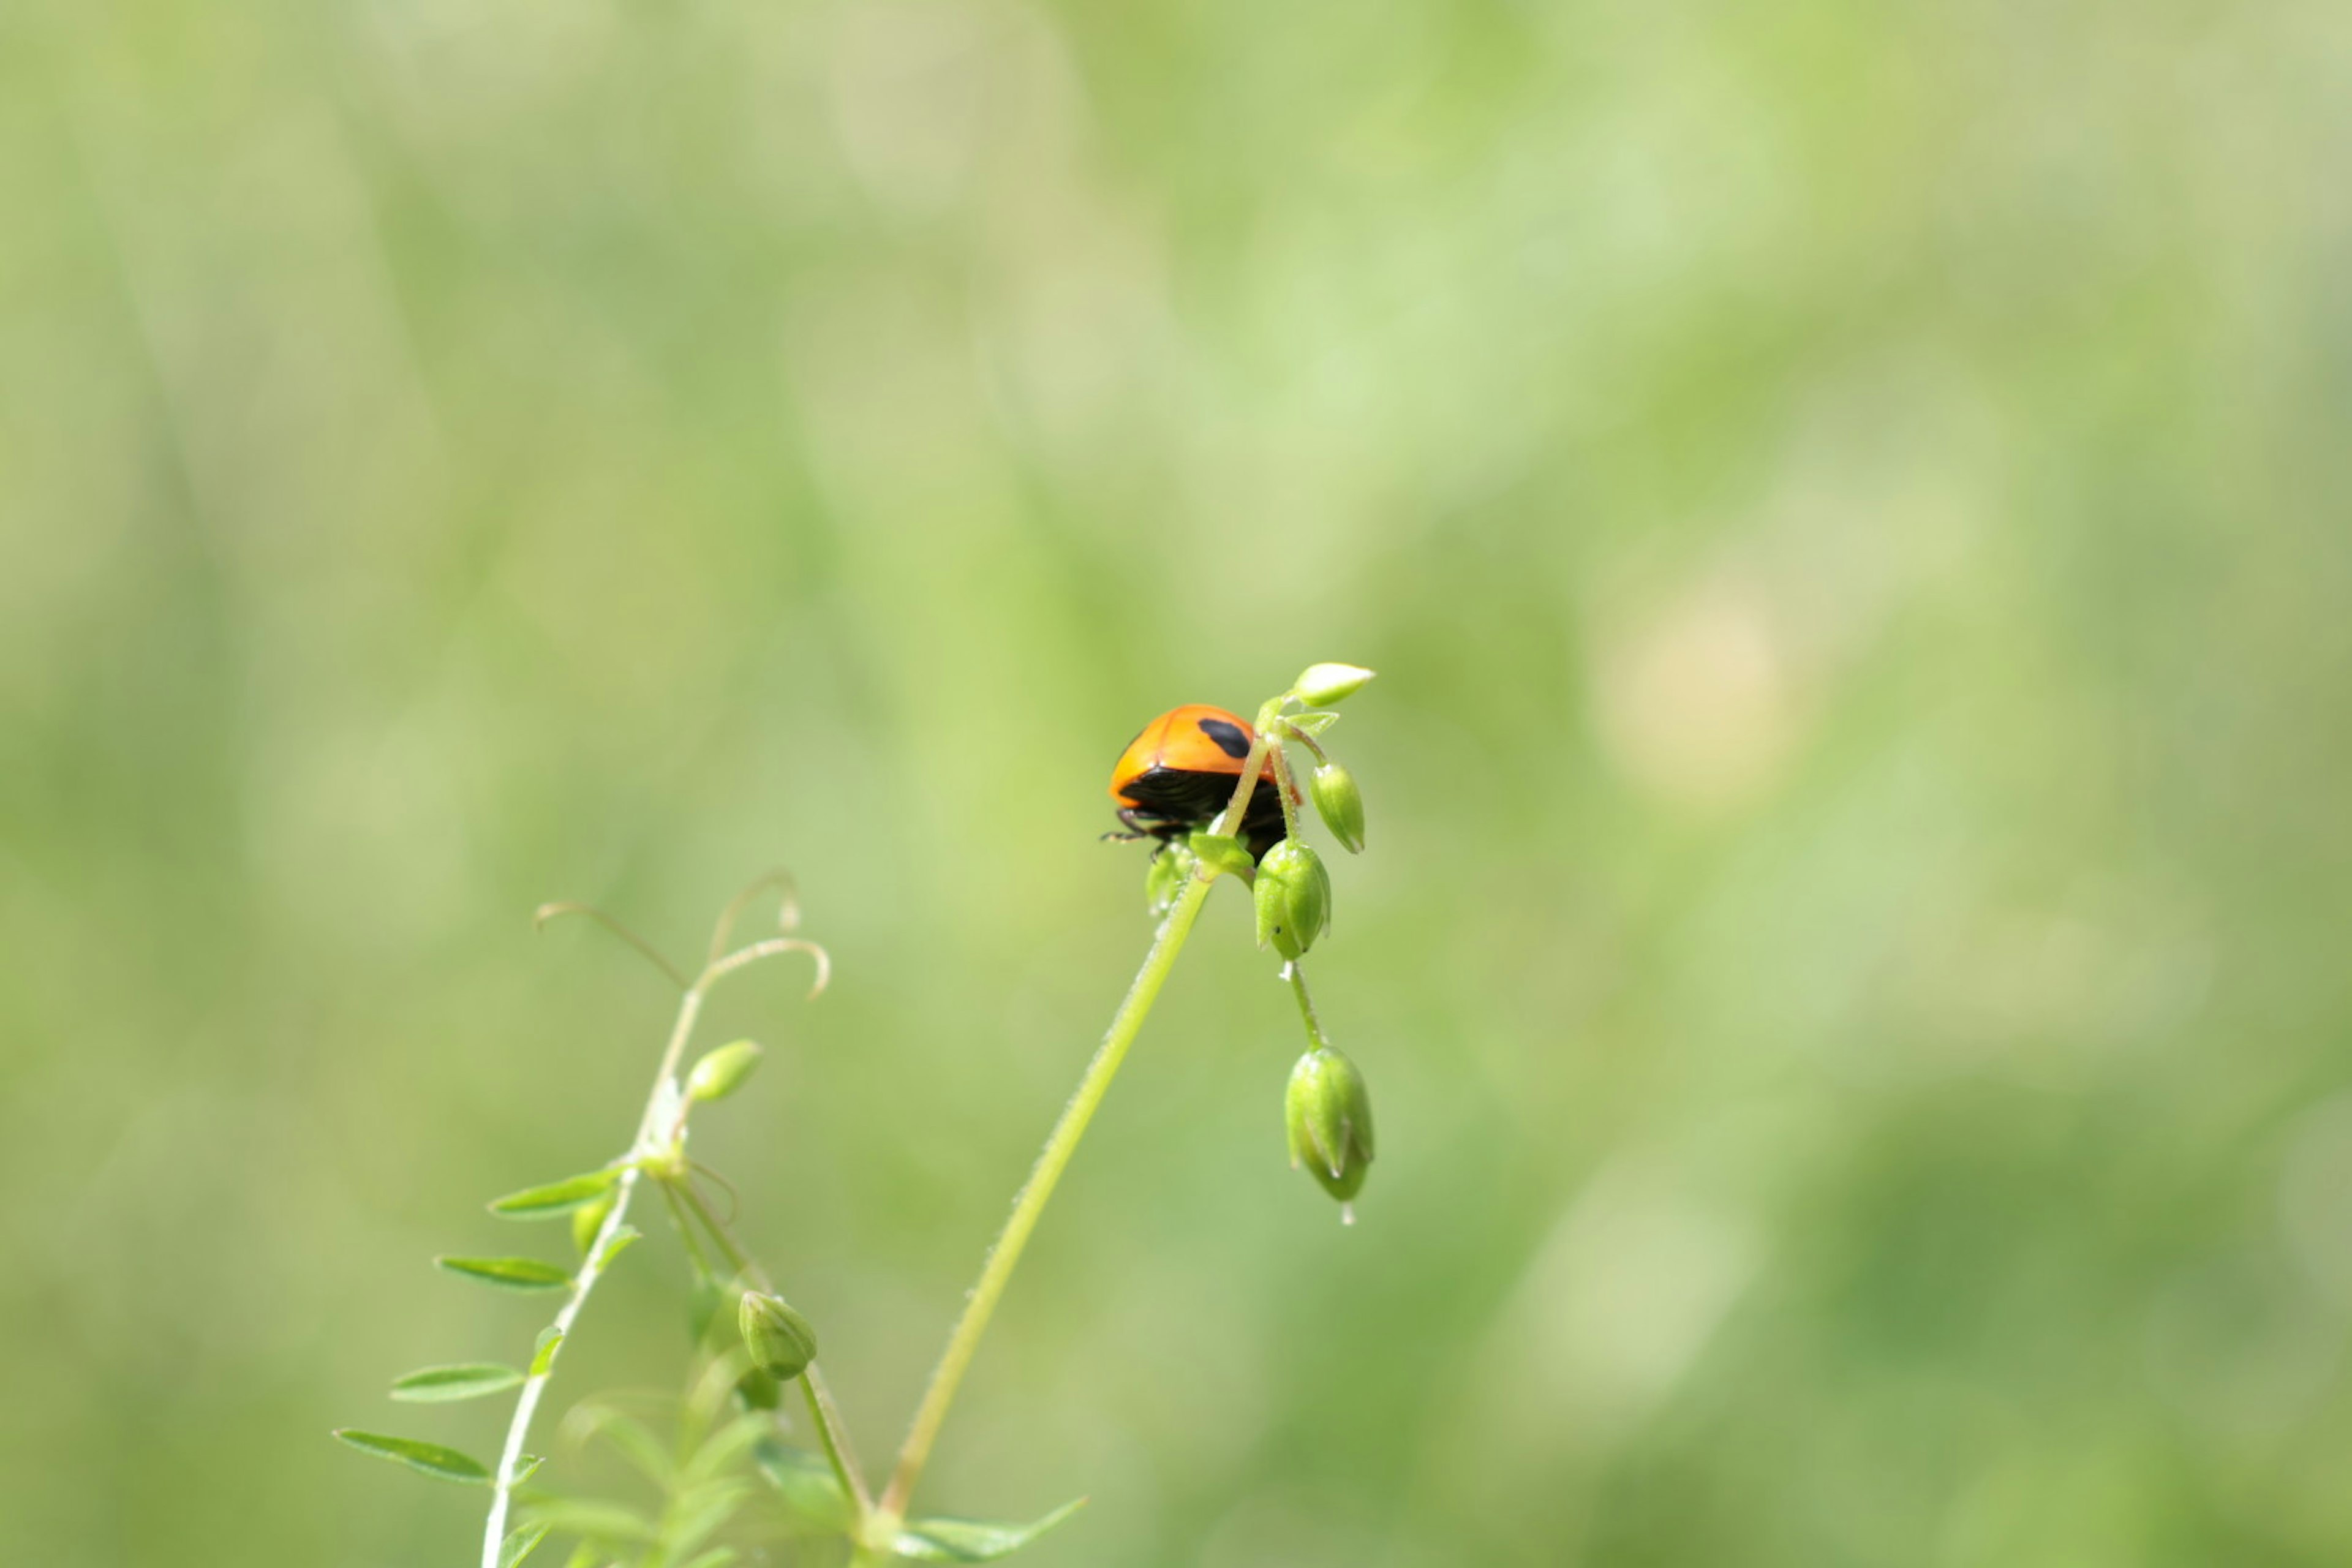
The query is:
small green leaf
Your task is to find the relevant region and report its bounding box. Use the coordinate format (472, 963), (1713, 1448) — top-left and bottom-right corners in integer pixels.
(894, 1504), (1087, 1561)
(389, 1363), (526, 1403)
(333, 1429), (492, 1485)
(436, 1256), (573, 1292)
(570, 1193), (616, 1255)
(499, 1523), (552, 1568)
(530, 1327), (564, 1378)
(524, 1499), (661, 1545)
(489, 1169), (622, 1219)
(574, 1403), (675, 1486)
(1185, 832), (1255, 880)
(510, 1453), (545, 1485)
(593, 1224), (641, 1270)
(894, 1499), (1085, 1561)
(752, 1438), (852, 1533)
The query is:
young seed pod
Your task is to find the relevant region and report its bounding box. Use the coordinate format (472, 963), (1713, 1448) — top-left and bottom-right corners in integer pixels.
(739, 1291), (820, 1381)
(1294, 663), (1376, 706)
(571, 1193), (616, 1257)
(1309, 763), (1366, 853)
(1285, 1047), (1375, 1203)
(687, 1039), (764, 1103)
(1253, 839), (1330, 959)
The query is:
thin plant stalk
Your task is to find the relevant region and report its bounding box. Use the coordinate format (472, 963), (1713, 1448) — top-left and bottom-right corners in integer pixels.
(480, 982), (704, 1567)
(864, 711), (1287, 1553)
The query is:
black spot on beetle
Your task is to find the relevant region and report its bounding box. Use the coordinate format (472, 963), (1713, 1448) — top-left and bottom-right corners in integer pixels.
(1197, 717), (1251, 758)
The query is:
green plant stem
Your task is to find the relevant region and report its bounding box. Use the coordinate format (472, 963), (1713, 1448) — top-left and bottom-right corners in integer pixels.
(1264, 717), (1304, 843)
(874, 871), (1218, 1531)
(480, 983), (706, 1568)
(667, 1175), (873, 1516)
(1286, 960), (1332, 1052)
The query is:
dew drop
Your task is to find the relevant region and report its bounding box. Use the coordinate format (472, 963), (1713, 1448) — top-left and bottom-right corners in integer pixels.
(1340, 1203), (1357, 1227)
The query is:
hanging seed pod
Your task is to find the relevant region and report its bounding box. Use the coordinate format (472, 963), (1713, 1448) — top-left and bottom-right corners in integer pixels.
(1252, 840), (1331, 960)
(1284, 1047), (1375, 1204)
(1308, 763), (1366, 853)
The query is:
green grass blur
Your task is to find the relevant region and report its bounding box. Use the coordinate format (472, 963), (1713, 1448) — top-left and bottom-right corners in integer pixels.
(6, 0), (2352, 1562)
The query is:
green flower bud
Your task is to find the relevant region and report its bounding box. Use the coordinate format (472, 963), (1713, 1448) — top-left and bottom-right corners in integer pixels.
(1294, 663), (1376, 706)
(1253, 839), (1331, 959)
(571, 1193), (616, 1257)
(1286, 1047), (1374, 1204)
(1309, 763), (1366, 853)
(687, 1039), (763, 1102)
(1144, 843), (1196, 917)
(739, 1291), (819, 1381)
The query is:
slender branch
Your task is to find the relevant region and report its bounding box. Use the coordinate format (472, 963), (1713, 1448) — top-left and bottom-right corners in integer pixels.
(876, 864), (1221, 1523)
(481, 982), (706, 1567)
(535, 902), (691, 992)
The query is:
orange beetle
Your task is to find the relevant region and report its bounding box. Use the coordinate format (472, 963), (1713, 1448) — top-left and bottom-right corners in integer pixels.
(1108, 704), (1292, 859)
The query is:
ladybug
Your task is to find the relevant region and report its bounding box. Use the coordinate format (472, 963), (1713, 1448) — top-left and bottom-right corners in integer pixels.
(1108, 704), (1291, 860)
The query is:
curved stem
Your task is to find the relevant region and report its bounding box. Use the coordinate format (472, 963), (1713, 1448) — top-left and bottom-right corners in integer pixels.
(701, 937), (831, 998)
(710, 869), (802, 965)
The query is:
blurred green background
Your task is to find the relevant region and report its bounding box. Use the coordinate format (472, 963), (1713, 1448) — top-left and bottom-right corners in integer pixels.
(6, 0), (2352, 1562)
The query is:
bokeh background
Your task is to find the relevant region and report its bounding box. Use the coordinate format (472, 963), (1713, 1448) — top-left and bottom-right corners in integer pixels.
(6, 0), (2352, 1562)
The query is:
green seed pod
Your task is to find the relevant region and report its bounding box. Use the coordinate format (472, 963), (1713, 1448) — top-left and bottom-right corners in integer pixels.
(1253, 839), (1330, 959)
(570, 1193), (616, 1257)
(739, 1291), (820, 1381)
(1294, 663), (1376, 706)
(1309, 763), (1366, 853)
(1285, 1047), (1375, 1204)
(687, 1039), (763, 1103)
